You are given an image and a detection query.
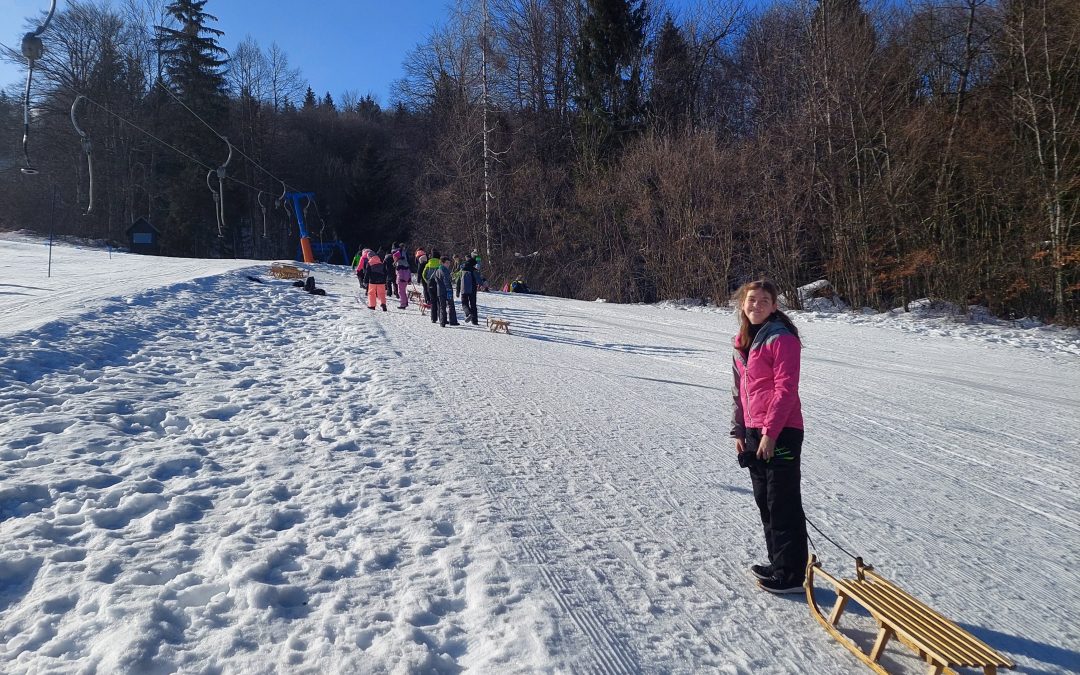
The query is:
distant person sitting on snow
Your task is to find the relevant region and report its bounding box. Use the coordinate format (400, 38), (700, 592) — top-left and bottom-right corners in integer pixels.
(730, 278), (807, 595)
(363, 252), (390, 311)
(433, 257), (460, 327)
(421, 250), (442, 323)
(458, 257), (481, 325)
(303, 275), (326, 296)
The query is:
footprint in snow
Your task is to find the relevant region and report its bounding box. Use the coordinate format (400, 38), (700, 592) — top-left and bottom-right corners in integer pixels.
(0, 484), (51, 521)
(328, 500), (356, 518)
(269, 509), (305, 531)
(201, 404), (242, 421)
(0, 555), (44, 611)
(29, 420), (75, 434)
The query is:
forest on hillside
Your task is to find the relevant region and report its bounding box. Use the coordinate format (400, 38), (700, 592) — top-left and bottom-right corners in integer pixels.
(1, 0), (1077, 323)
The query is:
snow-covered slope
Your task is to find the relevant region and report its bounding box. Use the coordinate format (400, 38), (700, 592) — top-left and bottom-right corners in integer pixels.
(1, 235), (1077, 674)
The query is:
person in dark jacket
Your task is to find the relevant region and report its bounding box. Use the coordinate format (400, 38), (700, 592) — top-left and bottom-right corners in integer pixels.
(432, 258), (459, 326)
(421, 250), (442, 323)
(730, 279), (806, 595)
(363, 252), (390, 311)
(458, 257), (481, 325)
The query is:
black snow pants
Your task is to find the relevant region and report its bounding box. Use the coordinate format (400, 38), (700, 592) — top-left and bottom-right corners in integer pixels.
(438, 289), (458, 326)
(428, 278), (440, 323)
(461, 291), (478, 324)
(746, 427), (808, 583)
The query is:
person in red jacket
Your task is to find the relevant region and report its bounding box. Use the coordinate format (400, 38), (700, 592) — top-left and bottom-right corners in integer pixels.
(730, 279), (807, 594)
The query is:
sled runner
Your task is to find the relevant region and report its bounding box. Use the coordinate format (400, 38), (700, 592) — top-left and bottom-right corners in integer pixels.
(487, 318), (510, 334)
(271, 263), (306, 280)
(806, 555), (1014, 674)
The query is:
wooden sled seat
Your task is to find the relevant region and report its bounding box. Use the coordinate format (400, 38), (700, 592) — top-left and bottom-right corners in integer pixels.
(270, 264), (306, 280)
(806, 555), (1014, 675)
(487, 318), (510, 334)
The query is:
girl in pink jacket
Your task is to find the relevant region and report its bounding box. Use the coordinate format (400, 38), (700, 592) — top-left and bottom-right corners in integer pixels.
(730, 279), (807, 595)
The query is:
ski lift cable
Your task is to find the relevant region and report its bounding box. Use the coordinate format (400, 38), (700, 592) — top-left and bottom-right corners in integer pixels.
(71, 90), (271, 196)
(69, 94), (94, 214)
(154, 80), (295, 193)
(19, 0), (58, 175)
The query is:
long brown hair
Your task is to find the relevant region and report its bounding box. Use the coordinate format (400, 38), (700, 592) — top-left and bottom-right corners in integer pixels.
(733, 279), (801, 349)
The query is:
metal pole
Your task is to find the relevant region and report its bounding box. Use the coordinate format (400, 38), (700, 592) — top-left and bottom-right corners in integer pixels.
(47, 184), (57, 277)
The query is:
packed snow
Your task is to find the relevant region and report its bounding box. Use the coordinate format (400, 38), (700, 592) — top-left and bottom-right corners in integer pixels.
(1, 232), (1078, 674)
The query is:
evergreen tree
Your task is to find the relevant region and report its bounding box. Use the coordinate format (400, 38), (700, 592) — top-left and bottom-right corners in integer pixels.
(648, 15), (694, 134)
(154, 0), (230, 256)
(357, 94), (381, 121)
(302, 86), (318, 111)
(322, 92), (336, 112)
(573, 0), (649, 155)
(155, 0), (229, 124)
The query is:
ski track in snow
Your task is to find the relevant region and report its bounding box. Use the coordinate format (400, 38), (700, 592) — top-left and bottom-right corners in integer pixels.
(1, 237), (1078, 674)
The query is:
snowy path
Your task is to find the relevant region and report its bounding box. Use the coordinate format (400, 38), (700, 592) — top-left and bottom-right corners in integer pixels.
(1, 242), (1078, 673)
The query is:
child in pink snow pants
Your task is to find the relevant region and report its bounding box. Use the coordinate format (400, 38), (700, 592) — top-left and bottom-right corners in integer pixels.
(368, 281), (387, 309)
(363, 254), (389, 311)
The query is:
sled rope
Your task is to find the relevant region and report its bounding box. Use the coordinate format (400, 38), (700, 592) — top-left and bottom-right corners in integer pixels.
(805, 515), (860, 562)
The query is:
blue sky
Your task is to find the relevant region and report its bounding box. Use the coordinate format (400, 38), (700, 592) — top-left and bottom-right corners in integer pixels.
(1, 1), (451, 105)
(2, 0), (710, 106)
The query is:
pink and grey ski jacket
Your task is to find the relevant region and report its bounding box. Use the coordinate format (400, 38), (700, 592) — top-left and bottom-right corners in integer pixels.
(730, 318), (803, 440)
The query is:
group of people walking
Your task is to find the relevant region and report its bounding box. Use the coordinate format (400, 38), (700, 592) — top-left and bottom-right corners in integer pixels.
(352, 244), (486, 328)
(353, 244), (412, 311)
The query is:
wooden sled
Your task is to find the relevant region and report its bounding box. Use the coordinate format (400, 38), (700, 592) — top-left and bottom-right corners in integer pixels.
(406, 288), (430, 313)
(487, 318), (510, 334)
(270, 263), (306, 280)
(806, 555), (1014, 675)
